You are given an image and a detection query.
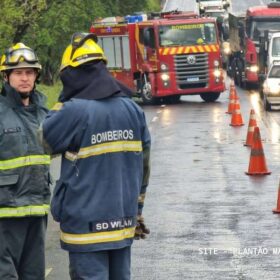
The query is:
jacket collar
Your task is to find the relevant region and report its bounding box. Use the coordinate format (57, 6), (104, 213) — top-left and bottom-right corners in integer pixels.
(58, 61), (133, 102)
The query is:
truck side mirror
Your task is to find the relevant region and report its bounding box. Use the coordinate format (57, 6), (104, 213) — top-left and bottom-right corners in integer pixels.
(144, 28), (156, 49)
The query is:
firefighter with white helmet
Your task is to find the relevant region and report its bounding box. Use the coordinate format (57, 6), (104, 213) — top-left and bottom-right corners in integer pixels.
(0, 43), (51, 279)
(42, 32), (151, 279)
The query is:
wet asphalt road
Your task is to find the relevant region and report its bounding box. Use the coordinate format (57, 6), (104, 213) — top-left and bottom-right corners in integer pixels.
(132, 82), (280, 280)
(46, 75), (280, 279)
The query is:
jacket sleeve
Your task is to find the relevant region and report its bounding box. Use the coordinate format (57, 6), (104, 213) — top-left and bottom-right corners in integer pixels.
(42, 101), (86, 154)
(138, 112), (151, 216)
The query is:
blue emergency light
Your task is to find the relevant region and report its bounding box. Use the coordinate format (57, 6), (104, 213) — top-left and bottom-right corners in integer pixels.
(125, 15), (144, 23)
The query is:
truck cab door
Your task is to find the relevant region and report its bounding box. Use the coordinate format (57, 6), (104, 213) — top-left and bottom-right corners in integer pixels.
(138, 26), (158, 72)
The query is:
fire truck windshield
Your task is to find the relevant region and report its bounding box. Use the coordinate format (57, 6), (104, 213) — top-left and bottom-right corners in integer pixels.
(159, 23), (217, 46)
(249, 19), (280, 40)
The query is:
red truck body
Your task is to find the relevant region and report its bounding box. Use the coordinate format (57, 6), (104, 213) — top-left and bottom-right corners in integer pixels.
(90, 11), (225, 104)
(228, 2), (280, 88)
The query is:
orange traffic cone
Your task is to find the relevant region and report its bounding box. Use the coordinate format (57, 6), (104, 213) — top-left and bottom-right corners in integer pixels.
(226, 81), (237, 114)
(245, 126), (271, 175)
(273, 181), (280, 214)
(230, 97), (244, 126)
(244, 109), (257, 146)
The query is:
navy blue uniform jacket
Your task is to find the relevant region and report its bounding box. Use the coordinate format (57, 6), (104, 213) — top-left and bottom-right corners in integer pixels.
(43, 63), (151, 252)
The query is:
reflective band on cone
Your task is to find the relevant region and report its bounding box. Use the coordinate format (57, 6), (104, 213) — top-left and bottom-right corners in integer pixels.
(244, 109), (257, 146)
(230, 97), (244, 126)
(226, 80), (237, 114)
(245, 126), (271, 175)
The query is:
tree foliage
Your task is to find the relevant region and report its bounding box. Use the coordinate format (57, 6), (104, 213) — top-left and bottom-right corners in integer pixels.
(0, 0), (161, 85)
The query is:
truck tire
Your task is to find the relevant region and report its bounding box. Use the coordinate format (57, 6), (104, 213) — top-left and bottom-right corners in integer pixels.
(200, 92), (220, 102)
(141, 75), (157, 105)
(263, 96), (271, 111)
(235, 71), (242, 87)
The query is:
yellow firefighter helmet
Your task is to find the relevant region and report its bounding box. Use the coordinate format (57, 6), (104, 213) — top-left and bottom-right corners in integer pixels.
(0, 43), (42, 72)
(60, 32), (107, 71)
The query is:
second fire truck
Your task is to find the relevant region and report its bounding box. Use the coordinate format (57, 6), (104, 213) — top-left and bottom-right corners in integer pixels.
(90, 11), (225, 104)
(227, 1), (280, 88)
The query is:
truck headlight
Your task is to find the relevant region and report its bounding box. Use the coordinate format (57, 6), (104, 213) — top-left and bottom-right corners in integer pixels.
(160, 63), (168, 71)
(248, 65), (259, 73)
(161, 73), (170, 81)
(214, 60), (219, 67)
(214, 69), (221, 78)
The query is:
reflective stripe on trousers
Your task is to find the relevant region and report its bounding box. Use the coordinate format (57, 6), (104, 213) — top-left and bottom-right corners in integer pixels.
(0, 204), (49, 218)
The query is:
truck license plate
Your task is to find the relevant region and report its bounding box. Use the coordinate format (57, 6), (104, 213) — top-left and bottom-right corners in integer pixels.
(187, 77), (199, 82)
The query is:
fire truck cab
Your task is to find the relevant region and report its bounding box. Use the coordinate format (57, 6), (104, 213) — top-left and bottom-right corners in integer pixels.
(90, 11), (225, 104)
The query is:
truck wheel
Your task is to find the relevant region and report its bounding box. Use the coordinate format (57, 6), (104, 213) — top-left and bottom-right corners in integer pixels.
(200, 92), (220, 102)
(141, 76), (157, 105)
(235, 73), (242, 87)
(263, 96), (271, 111)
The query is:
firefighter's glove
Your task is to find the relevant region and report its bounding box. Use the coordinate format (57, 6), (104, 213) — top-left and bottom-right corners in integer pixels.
(134, 216), (150, 240)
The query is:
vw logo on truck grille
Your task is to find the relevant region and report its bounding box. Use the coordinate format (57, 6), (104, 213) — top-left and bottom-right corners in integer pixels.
(187, 55), (196, 65)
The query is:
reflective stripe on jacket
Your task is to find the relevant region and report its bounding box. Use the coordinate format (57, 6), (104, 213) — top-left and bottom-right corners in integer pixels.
(0, 83), (51, 218)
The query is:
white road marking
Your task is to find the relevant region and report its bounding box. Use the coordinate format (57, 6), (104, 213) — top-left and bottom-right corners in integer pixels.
(45, 268), (53, 278)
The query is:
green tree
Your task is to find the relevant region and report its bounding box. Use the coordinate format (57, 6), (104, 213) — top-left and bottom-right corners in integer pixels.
(0, 0), (161, 85)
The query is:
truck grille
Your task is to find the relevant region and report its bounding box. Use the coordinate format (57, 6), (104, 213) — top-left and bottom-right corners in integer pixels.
(174, 53), (209, 89)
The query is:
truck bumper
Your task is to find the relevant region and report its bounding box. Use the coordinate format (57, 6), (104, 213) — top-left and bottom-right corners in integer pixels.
(267, 96), (280, 106)
(154, 71), (225, 97)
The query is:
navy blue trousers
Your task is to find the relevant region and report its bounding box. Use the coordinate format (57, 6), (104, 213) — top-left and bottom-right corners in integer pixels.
(0, 216), (47, 280)
(69, 246), (131, 280)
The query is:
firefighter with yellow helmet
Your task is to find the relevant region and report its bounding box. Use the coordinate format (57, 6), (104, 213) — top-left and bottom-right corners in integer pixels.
(42, 32), (151, 279)
(0, 43), (51, 279)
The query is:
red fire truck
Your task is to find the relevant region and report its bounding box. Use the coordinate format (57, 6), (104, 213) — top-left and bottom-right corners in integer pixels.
(90, 11), (225, 104)
(227, 2), (280, 88)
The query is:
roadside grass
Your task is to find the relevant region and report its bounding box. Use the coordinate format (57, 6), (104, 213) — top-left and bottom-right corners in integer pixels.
(37, 82), (62, 109)
(37, 81), (143, 109)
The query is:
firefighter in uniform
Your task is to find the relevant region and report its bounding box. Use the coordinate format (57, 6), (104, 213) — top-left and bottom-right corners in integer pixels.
(42, 33), (151, 280)
(0, 43), (51, 279)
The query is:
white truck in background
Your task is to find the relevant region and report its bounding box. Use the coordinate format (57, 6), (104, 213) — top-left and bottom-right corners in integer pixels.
(268, 32), (280, 66)
(196, 0), (230, 15)
(259, 31), (280, 78)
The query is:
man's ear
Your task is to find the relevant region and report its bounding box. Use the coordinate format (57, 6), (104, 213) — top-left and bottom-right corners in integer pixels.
(3, 73), (8, 81)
